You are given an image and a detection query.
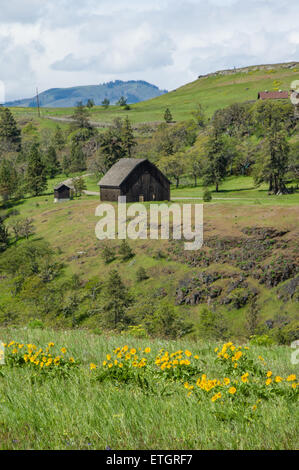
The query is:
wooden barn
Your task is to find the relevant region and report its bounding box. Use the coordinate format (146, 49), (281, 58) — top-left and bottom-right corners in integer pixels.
(98, 158), (170, 202)
(54, 182), (73, 203)
(258, 91), (289, 100)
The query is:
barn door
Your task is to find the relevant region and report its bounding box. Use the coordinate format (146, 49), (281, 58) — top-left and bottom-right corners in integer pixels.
(142, 172), (151, 201)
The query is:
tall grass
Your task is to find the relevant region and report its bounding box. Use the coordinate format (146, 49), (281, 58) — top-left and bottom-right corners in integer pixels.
(0, 328), (297, 450)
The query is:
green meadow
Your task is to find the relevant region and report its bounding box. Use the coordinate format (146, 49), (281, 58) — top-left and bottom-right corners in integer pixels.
(0, 328), (298, 450)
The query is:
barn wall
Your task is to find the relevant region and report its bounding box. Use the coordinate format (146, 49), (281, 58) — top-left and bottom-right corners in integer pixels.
(100, 187), (121, 202)
(121, 161), (170, 202)
(54, 187), (70, 199)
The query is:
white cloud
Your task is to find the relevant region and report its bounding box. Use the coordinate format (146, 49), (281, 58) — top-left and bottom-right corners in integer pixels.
(0, 0), (298, 100)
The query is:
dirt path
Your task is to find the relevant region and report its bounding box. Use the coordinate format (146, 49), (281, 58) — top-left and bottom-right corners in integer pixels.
(171, 196), (256, 201)
(46, 116), (111, 128)
(83, 190), (99, 196)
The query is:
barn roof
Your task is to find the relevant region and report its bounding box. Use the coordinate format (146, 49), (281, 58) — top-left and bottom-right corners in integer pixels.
(98, 158), (149, 187)
(258, 91), (289, 100)
(54, 180), (74, 190)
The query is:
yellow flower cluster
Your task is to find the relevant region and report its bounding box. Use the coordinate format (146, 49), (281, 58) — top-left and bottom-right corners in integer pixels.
(185, 342), (299, 410)
(4, 341), (76, 370)
(216, 342), (248, 369)
(185, 373), (239, 401)
(155, 349), (199, 371)
(92, 345), (151, 371)
(265, 372), (298, 388)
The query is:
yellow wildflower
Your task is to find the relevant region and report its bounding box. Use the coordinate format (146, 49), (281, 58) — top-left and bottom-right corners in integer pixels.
(241, 373), (249, 383)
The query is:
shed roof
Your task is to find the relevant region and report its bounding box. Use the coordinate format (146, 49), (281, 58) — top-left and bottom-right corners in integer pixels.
(98, 158), (149, 187)
(54, 180), (74, 191)
(258, 91), (289, 100)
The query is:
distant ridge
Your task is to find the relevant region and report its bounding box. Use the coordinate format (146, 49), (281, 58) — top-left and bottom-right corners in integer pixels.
(197, 61), (299, 79)
(5, 80), (168, 108)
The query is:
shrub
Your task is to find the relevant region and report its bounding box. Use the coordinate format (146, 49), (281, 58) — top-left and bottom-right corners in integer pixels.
(27, 319), (44, 330)
(144, 302), (193, 339)
(198, 308), (228, 340)
(203, 188), (212, 202)
(250, 335), (275, 347)
(136, 267), (149, 282)
(126, 325), (148, 338)
(101, 243), (116, 264)
(119, 240), (134, 261)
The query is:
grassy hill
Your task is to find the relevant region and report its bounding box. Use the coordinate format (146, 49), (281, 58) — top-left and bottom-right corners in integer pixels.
(5, 80), (168, 108)
(9, 62), (299, 128)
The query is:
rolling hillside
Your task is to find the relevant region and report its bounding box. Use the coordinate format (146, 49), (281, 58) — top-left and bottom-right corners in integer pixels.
(5, 80), (168, 108)
(9, 62), (299, 128)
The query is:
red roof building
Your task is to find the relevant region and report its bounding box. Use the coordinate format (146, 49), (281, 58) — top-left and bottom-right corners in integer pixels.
(258, 91), (289, 100)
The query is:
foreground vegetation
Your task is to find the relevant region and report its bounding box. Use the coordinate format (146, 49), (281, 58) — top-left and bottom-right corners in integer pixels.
(0, 328), (298, 450)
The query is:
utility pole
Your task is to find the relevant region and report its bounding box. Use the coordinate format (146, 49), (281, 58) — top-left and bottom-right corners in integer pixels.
(36, 87), (41, 118)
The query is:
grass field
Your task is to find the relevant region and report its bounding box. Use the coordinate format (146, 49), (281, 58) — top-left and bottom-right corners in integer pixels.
(45, 173), (299, 206)
(0, 328), (298, 450)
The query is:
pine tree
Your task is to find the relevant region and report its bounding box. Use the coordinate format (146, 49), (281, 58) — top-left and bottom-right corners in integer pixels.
(86, 99), (95, 109)
(70, 141), (86, 172)
(164, 108), (173, 123)
(103, 269), (132, 329)
(0, 108), (21, 152)
(121, 116), (136, 157)
(102, 98), (110, 109)
(71, 101), (92, 131)
(0, 217), (9, 252)
(52, 125), (65, 150)
(117, 96), (127, 107)
(62, 153), (71, 176)
(203, 131), (229, 192)
(101, 243), (116, 264)
(25, 143), (47, 196)
(119, 240), (134, 261)
(136, 266), (148, 282)
(44, 145), (61, 178)
(100, 128), (126, 170)
(0, 159), (18, 200)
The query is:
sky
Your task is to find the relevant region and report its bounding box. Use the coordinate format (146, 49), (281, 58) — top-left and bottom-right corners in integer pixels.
(0, 0), (299, 101)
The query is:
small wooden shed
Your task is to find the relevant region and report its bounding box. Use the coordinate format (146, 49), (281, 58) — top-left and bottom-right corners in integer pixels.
(54, 182), (73, 203)
(98, 158), (170, 202)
